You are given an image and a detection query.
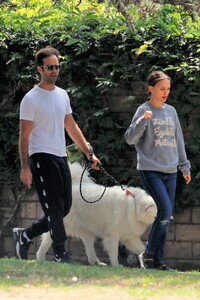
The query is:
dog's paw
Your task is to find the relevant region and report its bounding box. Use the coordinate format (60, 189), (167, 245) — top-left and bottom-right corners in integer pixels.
(97, 261), (107, 266)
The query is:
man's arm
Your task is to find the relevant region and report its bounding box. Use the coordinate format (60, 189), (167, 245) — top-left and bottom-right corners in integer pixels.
(19, 119), (33, 188)
(64, 114), (100, 168)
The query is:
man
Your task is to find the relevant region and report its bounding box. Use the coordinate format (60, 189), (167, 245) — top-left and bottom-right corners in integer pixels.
(13, 46), (100, 263)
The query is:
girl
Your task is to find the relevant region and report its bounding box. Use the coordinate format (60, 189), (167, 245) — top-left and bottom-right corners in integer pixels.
(125, 70), (191, 271)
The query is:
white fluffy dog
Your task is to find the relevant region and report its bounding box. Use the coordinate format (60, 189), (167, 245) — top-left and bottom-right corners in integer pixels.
(36, 162), (157, 266)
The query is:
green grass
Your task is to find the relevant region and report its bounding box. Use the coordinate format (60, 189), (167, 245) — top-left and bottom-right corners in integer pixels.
(0, 258), (200, 300)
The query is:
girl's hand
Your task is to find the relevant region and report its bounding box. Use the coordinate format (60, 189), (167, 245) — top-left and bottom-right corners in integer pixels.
(184, 174), (191, 184)
(143, 110), (152, 120)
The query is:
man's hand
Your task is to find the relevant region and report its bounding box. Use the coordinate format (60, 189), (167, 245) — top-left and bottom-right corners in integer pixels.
(90, 154), (101, 170)
(20, 167), (32, 189)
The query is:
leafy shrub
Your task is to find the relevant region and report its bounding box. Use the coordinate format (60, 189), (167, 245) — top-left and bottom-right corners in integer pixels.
(0, 1), (200, 211)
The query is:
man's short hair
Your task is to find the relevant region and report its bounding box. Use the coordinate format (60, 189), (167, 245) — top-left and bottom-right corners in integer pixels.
(35, 46), (60, 66)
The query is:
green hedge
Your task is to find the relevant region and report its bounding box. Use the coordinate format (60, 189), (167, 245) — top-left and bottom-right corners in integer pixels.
(0, 1), (200, 211)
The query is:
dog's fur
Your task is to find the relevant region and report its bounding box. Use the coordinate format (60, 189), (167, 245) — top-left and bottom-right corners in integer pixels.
(36, 162), (157, 266)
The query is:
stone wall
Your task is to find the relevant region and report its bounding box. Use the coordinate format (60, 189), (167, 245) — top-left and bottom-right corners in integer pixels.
(165, 208), (200, 270)
(1, 81), (199, 270)
(1, 190), (200, 270)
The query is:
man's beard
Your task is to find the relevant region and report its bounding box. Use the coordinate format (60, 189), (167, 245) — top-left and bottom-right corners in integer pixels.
(48, 76), (58, 84)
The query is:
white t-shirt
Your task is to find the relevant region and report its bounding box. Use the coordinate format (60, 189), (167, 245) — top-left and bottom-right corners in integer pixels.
(20, 85), (72, 157)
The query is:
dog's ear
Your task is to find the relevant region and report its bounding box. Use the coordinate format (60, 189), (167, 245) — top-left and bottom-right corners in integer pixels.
(145, 204), (154, 211)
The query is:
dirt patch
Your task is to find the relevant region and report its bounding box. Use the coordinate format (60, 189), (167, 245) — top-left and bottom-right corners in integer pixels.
(0, 286), (198, 300)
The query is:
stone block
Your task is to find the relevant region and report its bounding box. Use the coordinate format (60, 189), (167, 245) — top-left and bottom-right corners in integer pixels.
(1, 235), (15, 257)
(23, 191), (38, 201)
(36, 203), (43, 218)
(176, 224), (200, 241)
(192, 207), (200, 224)
(1, 188), (15, 201)
(20, 219), (33, 228)
(165, 241), (192, 259)
(174, 208), (192, 224)
(166, 223), (176, 240)
(193, 242), (200, 259)
(20, 201), (37, 219)
(167, 259), (199, 271)
(27, 242), (36, 258)
(0, 207), (13, 219)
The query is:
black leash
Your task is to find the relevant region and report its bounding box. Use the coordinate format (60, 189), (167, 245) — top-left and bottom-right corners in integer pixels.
(79, 164), (106, 203)
(79, 163), (126, 203)
(79, 145), (129, 204)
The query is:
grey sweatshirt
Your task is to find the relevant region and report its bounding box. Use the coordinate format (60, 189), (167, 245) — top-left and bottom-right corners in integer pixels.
(125, 101), (191, 175)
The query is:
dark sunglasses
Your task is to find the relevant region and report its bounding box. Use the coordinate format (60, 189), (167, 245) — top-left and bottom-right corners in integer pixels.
(41, 65), (61, 71)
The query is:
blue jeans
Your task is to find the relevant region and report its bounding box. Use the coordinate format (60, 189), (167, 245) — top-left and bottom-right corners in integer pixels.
(139, 171), (177, 266)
